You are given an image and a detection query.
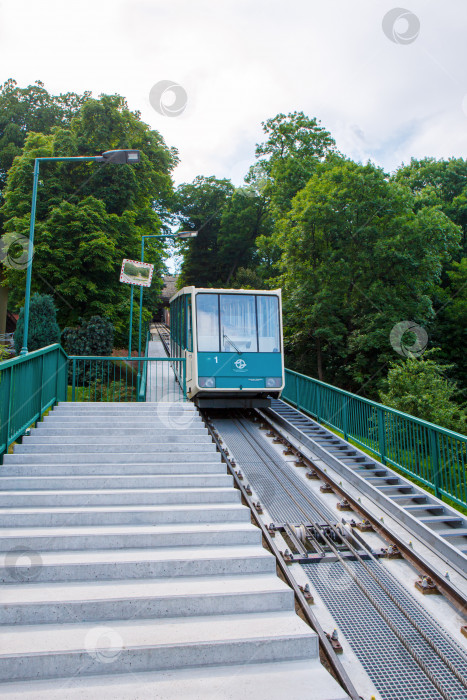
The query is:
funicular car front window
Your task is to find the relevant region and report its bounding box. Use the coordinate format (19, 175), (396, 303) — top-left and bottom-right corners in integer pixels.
(220, 294), (258, 352)
(196, 294), (220, 351)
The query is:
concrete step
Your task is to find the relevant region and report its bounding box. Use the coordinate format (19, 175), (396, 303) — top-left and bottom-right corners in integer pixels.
(33, 427), (208, 437)
(0, 473), (232, 490)
(0, 522), (260, 552)
(0, 611), (316, 682)
(0, 503), (251, 527)
(3, 452), (222, 464)
(0, 462), (227, 477)
(38, 420), (205, 430)
(14, 442), (216, 454)
(0, 572), (291, 624)
(0, 659), (349, 700)
(0, 486), (241, 508)
(49, 409), (198, 417)
(0, 544), (276, 583)
(55, 402), (196, 409)
(25, 434), (211, 445)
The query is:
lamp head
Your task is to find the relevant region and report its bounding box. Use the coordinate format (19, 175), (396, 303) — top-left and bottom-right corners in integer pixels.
(99, 149), (140, 164)
(176, 230), (198, 239)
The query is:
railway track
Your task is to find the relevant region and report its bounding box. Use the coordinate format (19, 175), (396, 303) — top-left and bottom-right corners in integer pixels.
(208, 410), (467, 700)
(158, 323), (467, 699)
(266, 400), (467, 576)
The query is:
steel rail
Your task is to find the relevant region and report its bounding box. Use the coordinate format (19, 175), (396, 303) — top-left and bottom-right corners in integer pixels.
(201, 412), (361, 700)
(260, 407), (467, 613)
(226, 412), (467, 700)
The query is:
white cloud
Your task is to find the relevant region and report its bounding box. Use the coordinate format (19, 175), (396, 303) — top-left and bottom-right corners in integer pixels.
(1, 0), (467, 185)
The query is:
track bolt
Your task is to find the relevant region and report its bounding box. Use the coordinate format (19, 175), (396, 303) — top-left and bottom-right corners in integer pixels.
(336, 499), (351, 511)
(267, 431), (275, 438)
(295, 459), (306, 468)
(299, 583), (314, 603)
(461, 625), (467, 638)
(283, 447), (294, 455)
(254, 501), (263, 514)
(273, 437), (282, 444)
(306, 470), (319, 480)
(356, 519), (373, 532)
(445, 572), (450, 580)
(236, 470), (243, 480)
(245, 484), (252, 496)
(320, 483), (333, 494)
(282, 549), (293, 564)
(260, 423), (267, 430)
(325, 630), (343, 654)
(381, 545), (401, 559)
(268, 523), (276, 537)
(415, 575), (440, 595)
(231, 459), (236, 467)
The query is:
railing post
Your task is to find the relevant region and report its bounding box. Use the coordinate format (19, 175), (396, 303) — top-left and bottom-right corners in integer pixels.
(183, 360), (186, 399)
(316, 383), (321, 424)
(429, 428), (442, 500)
(55, 349), (60, 404)
(38, 353), (44, 418)
(342, 396), (348, 441)
(377, 407), (387, 465)
(1, 366), (13, 464)
(296, 374), (300, 410)
(6, 365), (14, 448)
(71, 359), (76, 402)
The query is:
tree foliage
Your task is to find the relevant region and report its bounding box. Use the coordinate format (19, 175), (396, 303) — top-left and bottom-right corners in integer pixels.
(13, 292), (60, 353)
(380, 353), (466, 434)
(1, 91), (178, 345)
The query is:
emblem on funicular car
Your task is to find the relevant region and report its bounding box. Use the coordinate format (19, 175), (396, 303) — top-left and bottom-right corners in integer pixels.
(233, 358), (247, 371)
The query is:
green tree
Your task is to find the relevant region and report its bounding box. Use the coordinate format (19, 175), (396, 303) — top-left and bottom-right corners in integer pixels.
(0, 79), (90, 208)
(269, 157), (461, 391)
(394, 157), (467, 255)
(176, 176), (234, 287)
(430, 258), (467, 390)
(13, 292), (60, 353)
(1, 92), (178, 345)
(255, 111), (337, 215)
(380, 353), (466, 434)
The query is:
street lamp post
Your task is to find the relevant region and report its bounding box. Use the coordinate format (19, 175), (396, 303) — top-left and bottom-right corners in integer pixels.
(21, 150), (140, 355)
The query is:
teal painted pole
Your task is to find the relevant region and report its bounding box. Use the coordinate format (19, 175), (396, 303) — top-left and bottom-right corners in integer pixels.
(20, 158), (40, 355)
(137, 238), (145, 398)
(138, 238), (145, 358)
(128, 284), (134, 359)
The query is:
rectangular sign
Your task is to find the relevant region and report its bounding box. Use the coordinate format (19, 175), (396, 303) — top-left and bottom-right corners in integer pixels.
(119, 258), (154, 288)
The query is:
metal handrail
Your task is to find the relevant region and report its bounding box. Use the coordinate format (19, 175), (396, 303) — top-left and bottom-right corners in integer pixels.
(283, 368), (467, 508)
(0, 344), (68, 462)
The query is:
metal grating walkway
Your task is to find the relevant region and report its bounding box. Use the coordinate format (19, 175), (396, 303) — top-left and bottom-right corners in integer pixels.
(303, 559), (467, 700)
(212, 417), (336, 525)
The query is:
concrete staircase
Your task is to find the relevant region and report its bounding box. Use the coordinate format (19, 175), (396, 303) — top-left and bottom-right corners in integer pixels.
(0, 402), (347, 699)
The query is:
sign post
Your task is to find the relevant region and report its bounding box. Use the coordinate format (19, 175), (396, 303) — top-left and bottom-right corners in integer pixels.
(120, 258), (154, 361)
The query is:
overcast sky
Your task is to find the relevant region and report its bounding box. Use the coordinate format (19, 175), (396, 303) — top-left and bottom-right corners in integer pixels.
(1, 0), (467, 187)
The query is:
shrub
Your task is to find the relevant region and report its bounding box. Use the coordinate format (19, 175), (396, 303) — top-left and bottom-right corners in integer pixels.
(62, 316), (114, 386)
(62, 316), (114, 356)
(14, 294), (60, 353)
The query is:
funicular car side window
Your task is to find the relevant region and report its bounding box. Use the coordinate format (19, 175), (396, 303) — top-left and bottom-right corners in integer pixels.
(257, 295), (280, 352)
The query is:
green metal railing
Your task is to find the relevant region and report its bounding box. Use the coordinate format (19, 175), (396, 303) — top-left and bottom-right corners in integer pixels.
(283, 369), (467, 508)
(137, 330), (151, 402)
(0, 344), (67, 462)
(69, 356), (186, 403)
